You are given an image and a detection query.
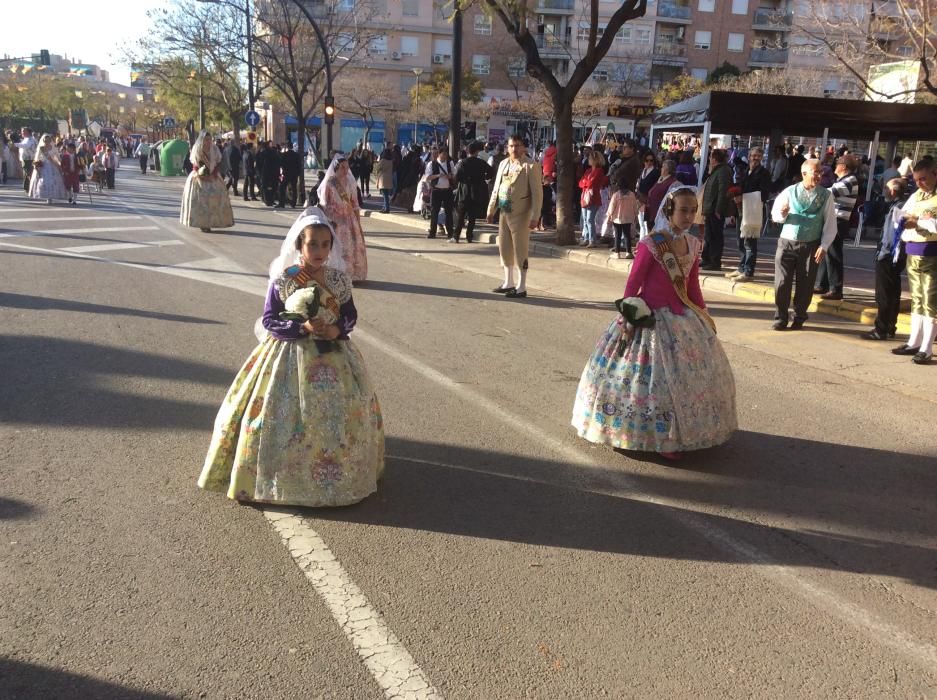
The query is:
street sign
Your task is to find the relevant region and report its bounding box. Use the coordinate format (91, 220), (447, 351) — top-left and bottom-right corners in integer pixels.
(245, 130), (258, 143)
(245, 110), (261, 127)
(163, 117), (176, 128)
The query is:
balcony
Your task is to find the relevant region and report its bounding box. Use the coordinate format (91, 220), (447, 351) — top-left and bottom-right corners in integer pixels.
(656, 1), (692, 22)
(748, 47), (789, 65)
(536, 0), (575, 11)
(652, 41), (688, 65)
(752, 8), (793, 31)
(535, 34), (571, 56)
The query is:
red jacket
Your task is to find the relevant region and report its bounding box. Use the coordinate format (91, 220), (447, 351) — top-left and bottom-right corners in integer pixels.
(542, 144), (557, 179)
(578, 166), (609, 207)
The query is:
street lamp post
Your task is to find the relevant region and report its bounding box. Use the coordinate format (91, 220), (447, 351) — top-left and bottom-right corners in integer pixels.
(287, 0), (334, 156)
(412, 67), (423, 146)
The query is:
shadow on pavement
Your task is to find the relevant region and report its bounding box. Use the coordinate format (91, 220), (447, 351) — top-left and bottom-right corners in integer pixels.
(310, 435), (937, 590)
(357, 279), (612, 312)
(0, 292), (222, 325)
(0, 658), (175, 700)
(0, 335), (229, 429)
(0, 497), (38, 520)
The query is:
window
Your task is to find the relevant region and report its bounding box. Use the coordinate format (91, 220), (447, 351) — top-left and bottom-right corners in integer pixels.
(400, 75), (416, 94)
(508, 59), (526, 78)
(731, 0), (748, 13)
(698, 0), (715, 11)
(691, 68), (708, 80)
(433, 39), (453, 58)
(593, 69), (609, 81)
(617, 26), (632, 43)
(472, 54), (490, 75)
(694, 30), (712, 49)
(400, 36), (419, 57)
(635, 28), (651, 43)
(727, 32), (745, 51)
(335, 0), (354, 10)
(334, 32), (356, 55)
(578, 23), (607, 42)
(402, 0), (419, 15)
(474, 14), (492, 35)
(368, 36), (387, 55)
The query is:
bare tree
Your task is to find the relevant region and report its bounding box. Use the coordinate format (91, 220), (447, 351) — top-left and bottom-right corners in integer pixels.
(478, 0), (649, 244)
(796, 0), (937, 101)
(125, 0), (249, 137)
(716, 66), (850, 98)
(333, 73), (400, 149)
(253, 0), (384, 189)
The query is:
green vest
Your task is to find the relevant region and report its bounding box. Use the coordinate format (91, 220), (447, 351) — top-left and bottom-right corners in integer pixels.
(781, 185), (830, 242)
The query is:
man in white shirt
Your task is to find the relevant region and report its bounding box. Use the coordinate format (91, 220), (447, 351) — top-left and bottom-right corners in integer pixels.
(424, 150), (455, 239)
(16, 128), (37, 194)
(770, 159), (837, 330)
(898, 153), (914, 178)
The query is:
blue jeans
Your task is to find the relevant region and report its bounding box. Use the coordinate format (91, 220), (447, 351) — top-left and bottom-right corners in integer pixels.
(581, 205), (599, 242)
(737, 237), (758, 275)
(381, 189), (391, 212)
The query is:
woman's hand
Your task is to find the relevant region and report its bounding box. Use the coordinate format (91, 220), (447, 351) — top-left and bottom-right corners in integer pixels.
(303, 318), (340, 340)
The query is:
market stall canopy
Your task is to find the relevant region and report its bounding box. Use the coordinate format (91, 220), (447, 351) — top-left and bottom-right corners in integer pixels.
(651, 91), (937, 141)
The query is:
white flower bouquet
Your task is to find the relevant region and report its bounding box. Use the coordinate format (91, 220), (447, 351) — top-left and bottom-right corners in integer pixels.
(614, 296), (655, 355)
(280, 285), (337, 325)
(197, 165), (208, 176)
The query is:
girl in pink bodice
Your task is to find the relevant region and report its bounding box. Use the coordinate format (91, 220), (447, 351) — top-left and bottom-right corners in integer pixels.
(572, 187), (737, 459)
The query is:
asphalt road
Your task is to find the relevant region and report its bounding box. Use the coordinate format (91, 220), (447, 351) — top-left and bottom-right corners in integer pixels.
(1, 166), (936, 699)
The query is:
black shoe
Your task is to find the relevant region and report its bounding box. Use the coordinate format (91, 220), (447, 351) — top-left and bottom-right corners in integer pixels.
(813, 288), (828, 295)
(912, 352), (933, 365)
(492, 285), (515, 294)
(862, 329), (888, 340)
(820, 291), (843, 301)
(892, 344), (920, 355)
(790, 319), (805, 330)
(466, 236), (474, 243)
(426, 234), (437, 239)
(505, 289), (527, 298)
(771, 320), (788, 331)
(251, 197), (259, 201)
(700, 263), (721, 271)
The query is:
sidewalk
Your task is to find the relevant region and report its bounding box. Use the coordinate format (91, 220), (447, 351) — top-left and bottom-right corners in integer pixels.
(362, 204), (912, 334)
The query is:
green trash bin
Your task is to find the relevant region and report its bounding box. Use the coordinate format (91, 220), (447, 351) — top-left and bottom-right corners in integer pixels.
(160, 139), (190, 176)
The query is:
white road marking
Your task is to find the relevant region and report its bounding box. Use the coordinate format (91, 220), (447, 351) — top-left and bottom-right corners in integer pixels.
(4, 235), (936, 677)
(59, 239), (185, 254)
(264, 511), (442, 700)
(0, 226), (159, 239)
(0, 215), (141, 223)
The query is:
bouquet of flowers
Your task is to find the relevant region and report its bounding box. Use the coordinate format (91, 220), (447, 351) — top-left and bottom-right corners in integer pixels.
(197, 165), (208, 176)
(614, 296), (655, 355)
(280, 285), (337, 325)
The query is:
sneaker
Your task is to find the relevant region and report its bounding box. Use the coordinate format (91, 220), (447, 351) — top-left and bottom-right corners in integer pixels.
(578, 240), (590, 247)
(447, 237), (458, 243)
(736, 274), (754, 282)
(725, 270), (743, 279)
(771, 320), (788, 331)
(623, 251), (634, 259)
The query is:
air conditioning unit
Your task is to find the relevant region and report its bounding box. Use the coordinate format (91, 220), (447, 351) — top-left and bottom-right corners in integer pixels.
(391, 51), (401, 60)
(433, 54), (445, 64)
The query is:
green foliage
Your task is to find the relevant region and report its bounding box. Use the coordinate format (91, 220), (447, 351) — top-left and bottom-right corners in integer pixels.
(410, 68), (483, 105)
(651, 74), (709, 108)
(707, 62), (741, 85)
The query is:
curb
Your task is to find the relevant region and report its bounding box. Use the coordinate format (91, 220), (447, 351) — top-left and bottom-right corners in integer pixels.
(365, 211), (911, 334)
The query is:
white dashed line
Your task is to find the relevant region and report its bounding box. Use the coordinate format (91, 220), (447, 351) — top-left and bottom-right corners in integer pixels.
(0, 226), (160, 239)
(0, 215), (142, 223)
(58, 239), (185, 253)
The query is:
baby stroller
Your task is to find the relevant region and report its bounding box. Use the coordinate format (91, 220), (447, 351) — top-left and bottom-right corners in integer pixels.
(411, 176), (433, 219)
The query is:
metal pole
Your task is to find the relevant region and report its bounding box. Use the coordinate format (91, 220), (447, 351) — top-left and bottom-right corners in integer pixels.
(288, 0), (332, 154)
(245, 0), (254, 109)
(821, 126), (828, 152)
(449, 7), (462, 160)
(698, 120), (712, 185)
(855, 129), (880, 246)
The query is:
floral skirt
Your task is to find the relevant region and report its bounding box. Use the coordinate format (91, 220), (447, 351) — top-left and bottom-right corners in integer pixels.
(198, 335), (385, 507)
(180, 173), (234, 229)
(572, 308), (737, 453)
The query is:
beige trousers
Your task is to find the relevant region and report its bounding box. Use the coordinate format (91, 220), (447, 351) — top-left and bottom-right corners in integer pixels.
(497, 209), (531, 269)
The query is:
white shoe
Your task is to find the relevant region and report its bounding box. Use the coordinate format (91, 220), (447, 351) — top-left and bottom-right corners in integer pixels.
(725, 270), (742, 279)
(737, 273), (754, 282)
(578, 240), (590, 247)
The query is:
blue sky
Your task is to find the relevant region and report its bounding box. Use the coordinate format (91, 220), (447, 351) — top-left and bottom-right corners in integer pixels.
(0, 0), (169, 85)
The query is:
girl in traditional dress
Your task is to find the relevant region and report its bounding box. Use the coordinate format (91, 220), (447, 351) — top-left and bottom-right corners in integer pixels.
(572, 187), (737, 459)
(317, 154), (369, 282)
(180, 130), (234, 233)
(28, 134), (68, 204)
(198, 207), (385, 507)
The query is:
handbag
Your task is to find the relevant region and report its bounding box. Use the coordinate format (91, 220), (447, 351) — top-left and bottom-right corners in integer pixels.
(581, 188), (593, 207)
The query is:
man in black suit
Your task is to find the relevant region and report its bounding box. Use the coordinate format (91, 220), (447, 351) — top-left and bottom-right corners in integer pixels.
(452, 141), (494, 243)
(278, 142), (302, 208)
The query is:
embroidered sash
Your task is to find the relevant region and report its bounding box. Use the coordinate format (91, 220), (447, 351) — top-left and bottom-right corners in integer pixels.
(649, 232), (717, 334)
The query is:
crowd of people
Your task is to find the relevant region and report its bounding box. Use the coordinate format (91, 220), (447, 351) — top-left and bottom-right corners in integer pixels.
(1, 127), (125, 203)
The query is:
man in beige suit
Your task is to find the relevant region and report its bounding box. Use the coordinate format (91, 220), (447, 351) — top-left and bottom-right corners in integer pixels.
(487, 134), (543, 298)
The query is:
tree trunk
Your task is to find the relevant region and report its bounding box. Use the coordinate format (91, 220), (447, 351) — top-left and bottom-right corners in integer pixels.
(553, 97), (576, 246)
(294, 102), (306, 196)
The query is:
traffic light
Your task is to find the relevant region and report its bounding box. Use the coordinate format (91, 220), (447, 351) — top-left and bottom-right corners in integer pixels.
(324, 96), (335, 126)
(39, 50), (50, 66)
